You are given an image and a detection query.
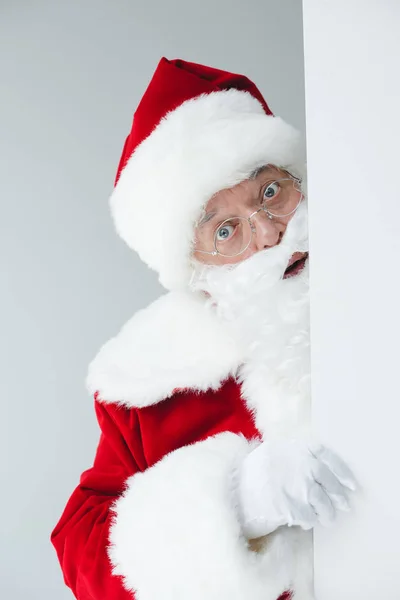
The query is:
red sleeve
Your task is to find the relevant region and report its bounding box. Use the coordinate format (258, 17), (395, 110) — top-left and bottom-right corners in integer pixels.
(51, 399), (147, 600)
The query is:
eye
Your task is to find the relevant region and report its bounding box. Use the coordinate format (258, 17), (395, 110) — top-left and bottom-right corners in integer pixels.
(216, 223), (235, 241)
(263, 181), (280, 200)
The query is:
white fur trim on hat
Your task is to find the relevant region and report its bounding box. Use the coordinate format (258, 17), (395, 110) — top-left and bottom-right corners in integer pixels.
(110, 89), (303, 290)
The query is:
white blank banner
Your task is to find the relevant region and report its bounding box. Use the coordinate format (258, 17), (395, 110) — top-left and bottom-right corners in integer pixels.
(303, 1), (400, 598)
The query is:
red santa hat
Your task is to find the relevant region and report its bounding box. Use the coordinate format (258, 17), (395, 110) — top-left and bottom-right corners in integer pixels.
(110, 57), (303, 290)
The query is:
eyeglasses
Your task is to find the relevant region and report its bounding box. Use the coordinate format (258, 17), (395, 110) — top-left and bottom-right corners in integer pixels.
(196, 173), (304, 258)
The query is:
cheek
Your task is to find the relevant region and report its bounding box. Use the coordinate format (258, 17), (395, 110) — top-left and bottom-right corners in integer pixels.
(192, 250), (223, 266)
(196, 244), (257, 266)
(192, 249), (213, 265)
(222, 246), (255, 265)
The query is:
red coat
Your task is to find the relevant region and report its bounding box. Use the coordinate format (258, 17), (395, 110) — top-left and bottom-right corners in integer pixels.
(51, 291), (309, 600)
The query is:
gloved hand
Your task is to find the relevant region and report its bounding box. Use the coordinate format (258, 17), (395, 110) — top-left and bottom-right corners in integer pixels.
(233, 439), (356, 539)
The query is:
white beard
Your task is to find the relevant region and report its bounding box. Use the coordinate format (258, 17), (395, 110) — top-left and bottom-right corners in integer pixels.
(191, 202), (311, 438)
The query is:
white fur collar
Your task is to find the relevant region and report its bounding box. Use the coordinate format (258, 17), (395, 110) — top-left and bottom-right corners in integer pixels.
(87, 291), (243, 408)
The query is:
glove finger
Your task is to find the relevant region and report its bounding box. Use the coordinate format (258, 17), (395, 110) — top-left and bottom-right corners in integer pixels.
(283, 490), (318, 530)
(311, 460), (350, 512)
(308, 482), (336, 526)
(309, 445), (357, 491)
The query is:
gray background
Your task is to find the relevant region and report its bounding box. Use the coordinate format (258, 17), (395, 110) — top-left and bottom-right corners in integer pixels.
(0, 1), (305, 597)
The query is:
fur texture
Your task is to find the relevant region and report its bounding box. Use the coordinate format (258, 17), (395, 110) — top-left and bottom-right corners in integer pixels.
(110, 89), (303, 290)
(86, 291), (243, 407)
(108, 432), (309, 600)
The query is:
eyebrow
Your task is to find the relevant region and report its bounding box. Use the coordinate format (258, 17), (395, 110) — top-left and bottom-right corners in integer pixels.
(197, 210), (218, 227)
(249, 164), (270, 179)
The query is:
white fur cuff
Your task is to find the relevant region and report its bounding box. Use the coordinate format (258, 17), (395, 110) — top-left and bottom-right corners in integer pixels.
(108, 433), (291, 600)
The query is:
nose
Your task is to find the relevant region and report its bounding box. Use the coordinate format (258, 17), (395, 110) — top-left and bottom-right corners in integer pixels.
(252, 210), (286, 250)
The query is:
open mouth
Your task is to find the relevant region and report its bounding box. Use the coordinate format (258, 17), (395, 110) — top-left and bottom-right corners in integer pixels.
(283, 252), (309, 279)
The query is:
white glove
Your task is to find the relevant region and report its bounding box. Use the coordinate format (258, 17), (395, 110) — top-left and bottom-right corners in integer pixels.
(233, 439), (356, 539)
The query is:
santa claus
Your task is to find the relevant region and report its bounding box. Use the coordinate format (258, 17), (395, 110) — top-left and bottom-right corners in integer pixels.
(51, 57), (356, 600)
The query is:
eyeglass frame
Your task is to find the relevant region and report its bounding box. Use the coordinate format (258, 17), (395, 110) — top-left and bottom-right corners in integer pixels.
(195, 169), (304, 258)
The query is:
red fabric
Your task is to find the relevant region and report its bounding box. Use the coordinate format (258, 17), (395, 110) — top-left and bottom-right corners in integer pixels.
(51, 378), (291, 599)
(114, 57), (273, 185)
